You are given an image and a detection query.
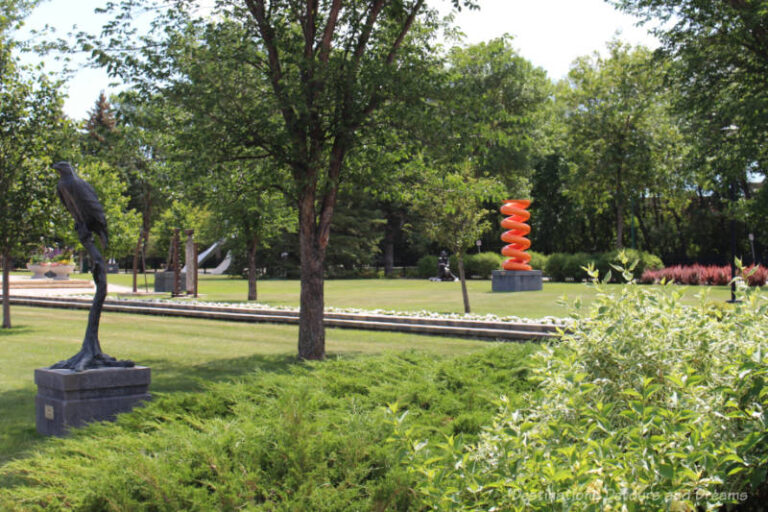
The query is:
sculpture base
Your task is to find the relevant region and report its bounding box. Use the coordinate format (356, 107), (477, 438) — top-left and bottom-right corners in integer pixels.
(491, 270), (543, 292)
(35, 366), (150, 436)
(154, 271), (186, 293)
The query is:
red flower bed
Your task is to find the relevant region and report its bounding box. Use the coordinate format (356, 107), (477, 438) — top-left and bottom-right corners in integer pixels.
(640, 264), (768, 286)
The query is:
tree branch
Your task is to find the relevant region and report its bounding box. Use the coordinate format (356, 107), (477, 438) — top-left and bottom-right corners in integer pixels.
(244, 0), (304, 156)
(385, 0), (425, 65)
(318, 0), (342, 63)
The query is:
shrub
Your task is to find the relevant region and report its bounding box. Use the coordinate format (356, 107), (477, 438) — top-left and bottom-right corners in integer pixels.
(641, 264), (768, 287)
(465, 252), (502, 278)
(544, 252), (569, 281)
(527, 250), (548, 271)
(0, 348), (539, 511)
(396, 260), (768, 510)
(745, 265), (768, 286)
(415, 255), (438, 278)
(595, 249), (663, 281)
(546, 250), (662, 282)
(563, 252), (593, 282)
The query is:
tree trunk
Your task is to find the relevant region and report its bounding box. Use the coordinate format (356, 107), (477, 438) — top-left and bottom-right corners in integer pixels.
(383, 237), (394, 277)
(2, 250), (11, 329)
(131, 229), (144, 293)
(383, 211), (398, 277)
(615, 199), (625, 249)
(457, 251), (470, 314)
(247, 234), (259, 301)
(298, 200), (326, 360)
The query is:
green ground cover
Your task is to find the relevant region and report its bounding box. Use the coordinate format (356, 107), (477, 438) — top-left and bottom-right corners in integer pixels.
(0, 306), (490, 466)
(1, 274), (766, 510)
(84, 272), (733, 318)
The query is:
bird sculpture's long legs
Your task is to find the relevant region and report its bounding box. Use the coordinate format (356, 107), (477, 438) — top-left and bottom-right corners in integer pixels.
(50, 227), (134, 372)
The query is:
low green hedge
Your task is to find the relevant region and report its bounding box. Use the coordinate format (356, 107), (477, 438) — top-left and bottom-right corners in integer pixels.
(415, 252), (503, 279)
(527, 251), (548, 271)
(544, 249), (663, 282)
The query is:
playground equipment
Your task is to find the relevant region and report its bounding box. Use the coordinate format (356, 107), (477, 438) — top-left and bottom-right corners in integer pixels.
(182, 238), (232, 274)
(500, 199), (532, 271)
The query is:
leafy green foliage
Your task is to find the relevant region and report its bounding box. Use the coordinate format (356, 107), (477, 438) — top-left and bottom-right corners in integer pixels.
(545, 250), (662, 282)
(564, 41), (688, 250)
(148, 200), (217, 265)
(0, 346), (537, 511)
(526, 250), (548, 271)
(398, 258), (768, 510)
(411, 164), (505, 311)
(463, 252), (503, 279)
(0, 5), (67, 327)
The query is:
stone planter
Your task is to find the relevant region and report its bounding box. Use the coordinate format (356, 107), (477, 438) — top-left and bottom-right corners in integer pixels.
(27, 263), (52, 279)
(50, 264), (76, 281)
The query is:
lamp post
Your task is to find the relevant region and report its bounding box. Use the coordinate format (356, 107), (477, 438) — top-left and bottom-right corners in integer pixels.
(721, 124), (741, 304)
(727, 180), (739, 303)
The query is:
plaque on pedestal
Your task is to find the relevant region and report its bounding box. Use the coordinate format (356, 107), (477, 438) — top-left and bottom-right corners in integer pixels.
(35, 366), (151, 436)
(491, 270), (543, 292)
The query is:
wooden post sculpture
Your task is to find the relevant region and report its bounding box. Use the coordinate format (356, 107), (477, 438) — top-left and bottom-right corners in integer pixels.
(185, 229), (195, 295)
(172, 228), (181, 297)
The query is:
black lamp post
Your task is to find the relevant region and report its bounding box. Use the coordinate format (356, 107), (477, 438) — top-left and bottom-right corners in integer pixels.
(721, 124), (741, 304)
(727, 181), (740, 303)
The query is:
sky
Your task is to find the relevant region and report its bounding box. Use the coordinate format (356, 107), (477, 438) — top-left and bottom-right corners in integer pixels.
(19, 0), (658, 120)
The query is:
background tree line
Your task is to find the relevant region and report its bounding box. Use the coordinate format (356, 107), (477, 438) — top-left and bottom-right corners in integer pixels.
(2, 0), (765, 358)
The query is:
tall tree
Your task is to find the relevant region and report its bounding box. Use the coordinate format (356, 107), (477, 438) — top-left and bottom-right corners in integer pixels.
(92, 0), (476, 359)
(83, 91), (117, 154)
(0, 0), (65, 328)
(611, 0), (768, 170)
(563, 41), (686, 249)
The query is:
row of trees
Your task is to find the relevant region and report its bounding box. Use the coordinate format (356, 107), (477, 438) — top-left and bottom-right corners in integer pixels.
(2, 0), (765, 360)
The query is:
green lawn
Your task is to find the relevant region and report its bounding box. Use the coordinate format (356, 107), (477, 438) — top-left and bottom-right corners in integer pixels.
(0, 306), (491, 465)
(56, 272), (735, 318)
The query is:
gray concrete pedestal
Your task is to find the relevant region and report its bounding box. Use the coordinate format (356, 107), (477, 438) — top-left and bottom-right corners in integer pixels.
(491, 270), (543, 292)
(35, 366), (151, 436)
(154, 271), (186, 293)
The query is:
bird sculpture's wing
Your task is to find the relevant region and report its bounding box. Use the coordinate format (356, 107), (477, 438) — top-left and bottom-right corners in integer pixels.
(57, 179), (84, 224)
(57, 175), (108, 249)
(75, 177), (109, 249)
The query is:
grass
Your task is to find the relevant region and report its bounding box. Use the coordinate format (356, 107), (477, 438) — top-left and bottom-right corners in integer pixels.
(0, 306), (492, 465)
(66, 272), (736, 318)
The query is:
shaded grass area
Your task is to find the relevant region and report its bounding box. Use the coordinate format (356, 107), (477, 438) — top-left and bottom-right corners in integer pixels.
(78, 272), (735, 318)
(0, 306), (492, 465)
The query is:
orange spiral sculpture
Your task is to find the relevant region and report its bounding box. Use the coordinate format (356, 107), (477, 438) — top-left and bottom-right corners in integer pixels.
(500, 199), (532, 271)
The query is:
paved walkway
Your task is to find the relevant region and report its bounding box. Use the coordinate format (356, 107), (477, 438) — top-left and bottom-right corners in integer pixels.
(1, 275), (136, 297)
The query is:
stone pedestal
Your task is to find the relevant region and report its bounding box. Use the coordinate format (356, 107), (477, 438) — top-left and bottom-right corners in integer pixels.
(154, 271), (186, 292)
(35, 366), (151, 436)
(491, 270), (543, 292)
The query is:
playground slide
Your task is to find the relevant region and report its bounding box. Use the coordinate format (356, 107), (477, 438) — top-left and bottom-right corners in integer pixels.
(210, 251), (232, 275)
(182, 238), (226, 273)
(500, 199), (533, 271)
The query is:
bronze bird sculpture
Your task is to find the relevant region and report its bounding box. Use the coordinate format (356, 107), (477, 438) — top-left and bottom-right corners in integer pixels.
(53, 161), (108, 251)
(50, 161), (132, 371)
